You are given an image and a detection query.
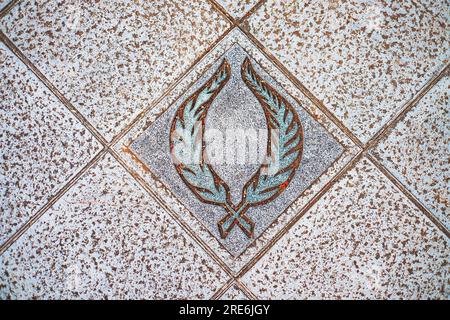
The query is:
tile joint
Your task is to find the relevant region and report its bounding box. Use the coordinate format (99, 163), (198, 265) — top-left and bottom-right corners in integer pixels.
(0, 0), (448, 289)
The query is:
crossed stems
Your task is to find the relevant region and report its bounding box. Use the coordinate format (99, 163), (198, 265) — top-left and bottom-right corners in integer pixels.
(218, 201), (254, 239)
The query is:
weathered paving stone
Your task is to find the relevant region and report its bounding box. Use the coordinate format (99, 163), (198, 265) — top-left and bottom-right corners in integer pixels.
(0, 42), (101, 246)
(0, 153), (228, 299)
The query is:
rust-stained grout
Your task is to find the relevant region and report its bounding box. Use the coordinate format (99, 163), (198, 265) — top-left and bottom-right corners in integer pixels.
(210, 278), (235, 300)
(0, 31), (109, 146)
(236, 279), (258, 300)
(109, 24), (236, 146)
(211, 278), (258, 300)
(0, 0), (448, 296)
(208, 0), (267, 26)
(365, 64), (450, 150)
(108, 148), (236, 278)
(235, 150), (364, 278)
(0, 0), (20, 20)
(0, 148), (108, 255)
(207, 0), (235, 24)
(367, 154), (450, 238)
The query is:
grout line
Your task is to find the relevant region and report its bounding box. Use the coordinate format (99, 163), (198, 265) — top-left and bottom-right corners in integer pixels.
(236, 0), (268, 25)
(108, 24), (235, 146)
(237, 26), (364, 148)
(207, 0), (267, 26)
(0, 0), (20, 19)
(367, 154), (450, 238)
(365, 63), (449, 150)
(210, 278), (235, 300)
(0, 148), (108, 255)
(207, 0), (235, 24)
(236, 279), (258, 300)
(108, 148), (236, 278)
(236, 150), (364, 278)
(0, 31), (109, 146)
(1, 0), (448, 295)
(210, 278), (258, 300)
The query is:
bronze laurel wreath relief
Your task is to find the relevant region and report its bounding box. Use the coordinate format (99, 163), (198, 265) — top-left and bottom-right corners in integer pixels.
(170, 58), (304, 239)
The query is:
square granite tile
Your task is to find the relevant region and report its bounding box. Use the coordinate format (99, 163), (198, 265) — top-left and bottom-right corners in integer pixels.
(0, 0), (230, 141)
(371, 73), (449, 230)
(0, 43), (101, 246)
(0, 153), (228, 299)
(215, 0), (260, 19)
(241, 158), (449, 299)
(115, 29), (360, 272)
(246, 0), (449, 143)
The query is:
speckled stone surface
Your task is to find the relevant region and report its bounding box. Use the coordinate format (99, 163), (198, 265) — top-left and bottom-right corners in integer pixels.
(0, 0), (230, 141)
(220, 284), (249, 300)
(216, 0), (259, 19)
(2, 0), (446, 300)
(0, 153), (228, 299)
(372, 74), (449, 230)
(130, 44), (344, 256)
(0, 43), (101, 246)
(241, 158), (449, 299)
(246, 0), (450, 143)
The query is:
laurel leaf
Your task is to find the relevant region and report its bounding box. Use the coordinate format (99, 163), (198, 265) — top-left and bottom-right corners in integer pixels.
(241, 58), (303, 206)
(170, 61), (231, 206)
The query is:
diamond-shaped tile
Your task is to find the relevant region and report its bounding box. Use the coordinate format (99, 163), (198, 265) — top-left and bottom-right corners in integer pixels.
(0, 0), (230, 141)
(215, 0), (260, 19)
(246, 0), (449, 143)
(116, 29), (359, 272)
(241, 158), (449, 299)
(130, 44), (344, 256)
(0, 153), (228, 299)
(0, 43), (101, 246)
(372, 73), (449, 229)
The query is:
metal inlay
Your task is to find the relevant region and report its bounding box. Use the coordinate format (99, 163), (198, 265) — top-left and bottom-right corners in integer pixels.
(130, 44), (344, 256)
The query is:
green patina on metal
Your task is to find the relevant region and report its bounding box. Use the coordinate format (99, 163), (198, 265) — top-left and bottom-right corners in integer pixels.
(169, 58), (303, 239)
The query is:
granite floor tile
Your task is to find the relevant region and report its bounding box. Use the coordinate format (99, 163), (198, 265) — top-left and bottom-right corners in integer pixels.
(0, 153), (228, 299)
(241, 158), (449, 299)
(246, 0), (449, 143)
(130, 43), (344, 256)
(0, 42), (101, 246)
(215, 0), (260, 19)
(0, 0), (230, 141)
(372, 73), (449, 230)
